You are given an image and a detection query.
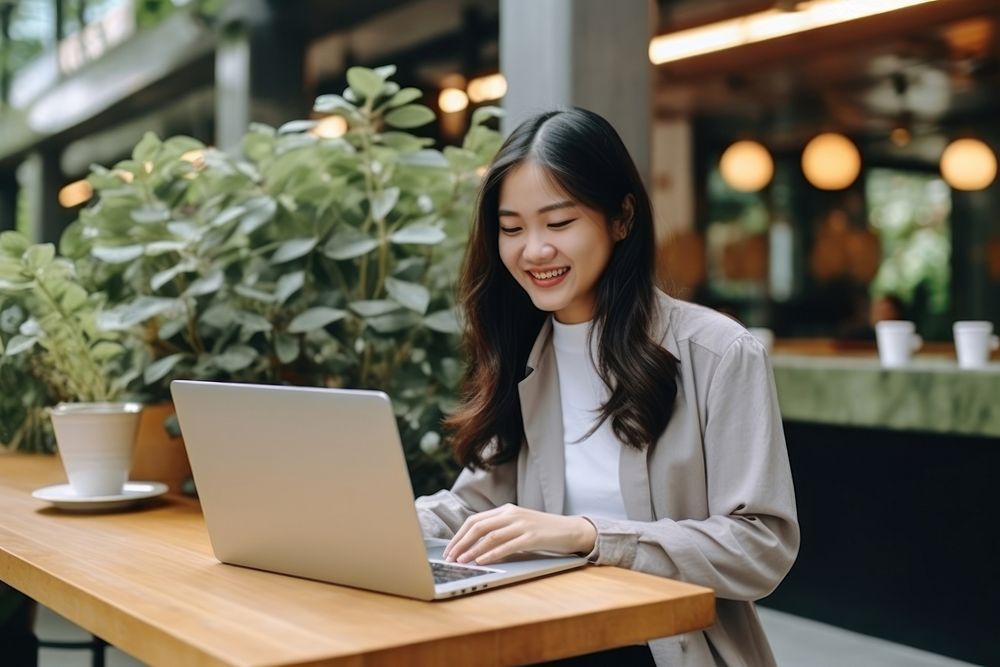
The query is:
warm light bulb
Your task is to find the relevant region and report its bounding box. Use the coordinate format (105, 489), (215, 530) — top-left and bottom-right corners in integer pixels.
(58, 179), (93, 208)
(802, 132), (861, 190)
(467, 74), (507, 103)
(719, 140), (774, 192)
(940, 138), (997, 191)
(438, 88), (469, 113)
(311, 115), (348, 139)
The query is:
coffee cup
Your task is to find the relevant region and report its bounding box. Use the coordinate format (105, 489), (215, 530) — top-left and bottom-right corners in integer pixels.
(49, 402), (143, 497)
(875, 320), (922, 368)
(953, 321), (999, 369)
(747, 327), (775, 354)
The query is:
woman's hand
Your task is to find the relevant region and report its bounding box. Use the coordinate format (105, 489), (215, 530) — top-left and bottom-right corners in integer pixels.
(443, 504), (597, 565)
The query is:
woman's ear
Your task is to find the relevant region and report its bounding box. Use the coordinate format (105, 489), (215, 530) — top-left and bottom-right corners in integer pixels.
(614, 194), (636, 241)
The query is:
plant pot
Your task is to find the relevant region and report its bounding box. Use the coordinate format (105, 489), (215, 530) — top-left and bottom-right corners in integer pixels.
(49, 402), (143, 497)
(129, 402), (191, 494)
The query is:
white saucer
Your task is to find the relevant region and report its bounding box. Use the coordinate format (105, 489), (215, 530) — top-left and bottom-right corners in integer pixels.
(32, 481), (169, 511)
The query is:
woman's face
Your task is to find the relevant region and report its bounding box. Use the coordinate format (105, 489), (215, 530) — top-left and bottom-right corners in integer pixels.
(497, 161), (619, 324)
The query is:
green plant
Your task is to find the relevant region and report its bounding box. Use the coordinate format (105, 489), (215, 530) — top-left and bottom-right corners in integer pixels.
(0, 231), (137, 405)
(58, 65), (501, 493)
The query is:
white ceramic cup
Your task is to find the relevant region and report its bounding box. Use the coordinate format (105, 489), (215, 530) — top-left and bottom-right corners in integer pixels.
(875, 320), (922, 368)
(747, 327), (775, 354)
(49, 402), (143, 497)
(953, 321), (999, 369)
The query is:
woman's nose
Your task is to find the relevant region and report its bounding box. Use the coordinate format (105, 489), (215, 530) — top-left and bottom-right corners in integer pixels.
(524, 234), (556, 262)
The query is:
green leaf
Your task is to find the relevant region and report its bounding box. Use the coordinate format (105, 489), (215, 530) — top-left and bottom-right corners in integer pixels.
(132, 131), (162, 163)
(235, 310), (273, 336)
(386, 277), (430, 314)
(24, 244), (55, 271)
(90, 341), (125, 363)
(313, 94), (356, 114)
(157, 317), (186, 340)
(350, 300), (401, 317)
(423, 308), (462, 334)
(384, 104), (436, 129)
(214, 345), (258, 373)
(278, 120), (317, 135)
(3, 334), (37, 356)
(150, 261), (194, 291)
(121, 296), (178, 327)
(185, 270), (224, 297)
(366, 311), (419, 334)
(390, 224), (446, 246)
(373, 64), (397, 79)
(471, 105), (504, 126)
(380, 132), (431, 152)
(271, 237), (318, 264)
(144, 353), (186, 384)
(131, 203), (171, 224)
(275, 271), (304, 305)
(238, 197), (277, 235)
(371, 187), (400, 221)
(288, 307), (347, 333)
(347, 66), (385, 100)
(211, 205), (246, 228)
(145, 240), (187, 256)
(323, 230), (378, 261)
(91, 244), (145, 264)
(398, 150), (449, 168)
(275, 332), (300, 364)
(233, 284), (276, 303)
(200, 303), (236, 329)
(60, 284), (88, 312)
(386, 87), (422, 108)
(0, 231), (30, 258)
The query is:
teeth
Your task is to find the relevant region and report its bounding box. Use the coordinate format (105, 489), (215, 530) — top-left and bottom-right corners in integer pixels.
(531, 268), (568, 280)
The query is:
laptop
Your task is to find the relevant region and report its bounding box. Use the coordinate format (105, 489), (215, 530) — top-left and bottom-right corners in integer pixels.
(170, 380), (587, 600)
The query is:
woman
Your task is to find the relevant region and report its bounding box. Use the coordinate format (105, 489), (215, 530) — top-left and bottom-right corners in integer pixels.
(416, 108), (799, 666)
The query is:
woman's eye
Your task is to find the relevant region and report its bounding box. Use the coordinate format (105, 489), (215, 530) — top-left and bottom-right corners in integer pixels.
(547, 219), (576, 229)
(499, 226), (522, 235)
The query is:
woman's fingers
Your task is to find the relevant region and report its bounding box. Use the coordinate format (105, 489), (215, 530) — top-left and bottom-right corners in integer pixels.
(445, 507), (518, 561)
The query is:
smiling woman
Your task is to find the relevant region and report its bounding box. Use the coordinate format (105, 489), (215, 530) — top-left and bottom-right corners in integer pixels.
(415, 108), (799, 667)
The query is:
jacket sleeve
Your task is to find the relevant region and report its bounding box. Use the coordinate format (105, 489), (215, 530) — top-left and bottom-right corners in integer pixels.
(414, 457), (517, 538)
(585, 335), (800, 601)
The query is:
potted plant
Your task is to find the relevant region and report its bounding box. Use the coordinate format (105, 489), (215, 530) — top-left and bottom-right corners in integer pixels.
(0, 230), (144, 496)
(59, 65), (501, 495)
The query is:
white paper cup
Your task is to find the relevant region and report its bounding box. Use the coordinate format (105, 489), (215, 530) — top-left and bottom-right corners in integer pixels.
(953, 321), (999, 369)
(49, 402), (143, 497)
(747, 327), (775, 354)
(875, 320), (922, 368)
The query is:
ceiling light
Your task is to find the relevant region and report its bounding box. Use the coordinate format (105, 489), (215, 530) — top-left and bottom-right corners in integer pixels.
(802, 132), (861, 190)
(649, 0), (940, 65)
(720, 140), (774, 192)
(940, 138), (997, 191)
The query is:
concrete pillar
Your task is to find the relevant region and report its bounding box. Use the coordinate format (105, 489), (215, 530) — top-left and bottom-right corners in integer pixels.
(499, 0), (655, 183)
(18, 151), (66, 244)
(215, 3), (307, 152)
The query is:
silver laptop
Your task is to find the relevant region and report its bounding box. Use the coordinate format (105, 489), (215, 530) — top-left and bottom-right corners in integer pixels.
(170, 380), (586, 600)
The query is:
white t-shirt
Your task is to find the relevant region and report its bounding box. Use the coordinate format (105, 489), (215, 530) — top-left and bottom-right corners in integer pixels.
(551, 318), (628, 520)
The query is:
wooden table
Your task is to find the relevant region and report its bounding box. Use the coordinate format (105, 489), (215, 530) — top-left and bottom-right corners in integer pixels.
(0, 453), (715, 666)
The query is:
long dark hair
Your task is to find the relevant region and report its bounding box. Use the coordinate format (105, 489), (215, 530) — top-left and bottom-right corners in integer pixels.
(446, 108), (678, 469)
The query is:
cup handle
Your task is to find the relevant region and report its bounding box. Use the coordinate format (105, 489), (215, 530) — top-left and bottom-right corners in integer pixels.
(911, 334), (923, 352)
(991, 335), (999, 352)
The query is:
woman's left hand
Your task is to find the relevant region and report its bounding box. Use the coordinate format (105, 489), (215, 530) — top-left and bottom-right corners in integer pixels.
(443, 504), (597, 565)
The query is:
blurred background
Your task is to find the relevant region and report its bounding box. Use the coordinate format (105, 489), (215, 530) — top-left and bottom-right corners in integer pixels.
(2, 0), (998, 342)
(1, 1), (997, 666)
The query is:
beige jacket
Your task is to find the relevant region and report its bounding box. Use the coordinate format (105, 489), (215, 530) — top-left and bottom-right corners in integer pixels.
(416, 292), (800, 666)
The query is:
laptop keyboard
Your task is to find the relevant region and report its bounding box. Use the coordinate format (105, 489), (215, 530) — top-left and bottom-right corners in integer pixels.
(430, 560), (496, 584)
